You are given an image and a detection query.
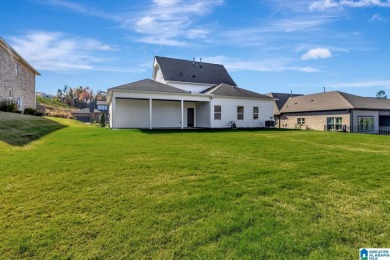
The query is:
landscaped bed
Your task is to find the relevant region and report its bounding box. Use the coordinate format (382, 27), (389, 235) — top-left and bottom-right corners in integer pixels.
(0, 112), (389, 258)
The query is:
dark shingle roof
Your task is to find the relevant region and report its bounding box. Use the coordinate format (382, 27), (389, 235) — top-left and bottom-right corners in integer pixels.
(201, 83), (273, 99)
(155, 56), (237, 86)
(72, 108), (101, 114)
(108, 79), (189, 94)
(339, 92), (390, 110)
(280, 91), (390, 113)
(267, 92), (303, 115)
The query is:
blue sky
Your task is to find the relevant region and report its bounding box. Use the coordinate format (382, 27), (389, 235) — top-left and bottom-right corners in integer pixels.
(1, 0), (390, 97)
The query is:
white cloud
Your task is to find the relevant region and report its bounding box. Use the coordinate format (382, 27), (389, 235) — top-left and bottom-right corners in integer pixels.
(310, 0), (390, 11)
(327, 80), (390, 88)
(203, 55), (319, 73)
(129, 0), (223, 46)
(301, 48), (332, 60)
(7, 31), (131, 72)
(369, 13), (387, 22)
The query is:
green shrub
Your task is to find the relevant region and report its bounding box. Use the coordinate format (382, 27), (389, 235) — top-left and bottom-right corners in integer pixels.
(0, 100), (18, 112)
(100, 113), (106, 127)
(23, 108), (43, 116)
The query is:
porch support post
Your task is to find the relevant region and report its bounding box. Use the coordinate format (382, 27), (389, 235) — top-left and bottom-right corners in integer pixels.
(149, 98), (153, 129)
(181, 99), (184, 129)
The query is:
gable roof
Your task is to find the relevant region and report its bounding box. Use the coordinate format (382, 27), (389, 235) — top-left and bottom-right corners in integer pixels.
(201, 83), (274, 100)
(267, 92), (303, 115)
(280, 91), (390, 113)
(155, 56), (237, 86)
(0, 37), (40, 76)
(108, 79), (189, 94)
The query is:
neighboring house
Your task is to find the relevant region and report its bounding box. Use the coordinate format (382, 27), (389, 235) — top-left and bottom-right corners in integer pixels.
(276, 91), (390, 133)
(107, 56), (275, 129)
(96, 100), (109, 119)
(267, 92), (303, 128)
(0, 37), (40, 111)
(72, 108), (101, 123)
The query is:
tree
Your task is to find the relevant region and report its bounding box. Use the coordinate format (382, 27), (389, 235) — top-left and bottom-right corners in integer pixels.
(100, 113), (106, 127)
(376, 90), (387, 99)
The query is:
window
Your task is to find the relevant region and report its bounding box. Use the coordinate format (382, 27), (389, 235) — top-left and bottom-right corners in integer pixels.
(327, 117), (342, 131)
(297, 118), (305, 125)
(98, 105), (108, 111)
(358, 116), (374, 132)
(237, 106), (244, 120)
(15, 63), (19, 75)
(253, 107), (259, 120)
(214, 105), (221, 120)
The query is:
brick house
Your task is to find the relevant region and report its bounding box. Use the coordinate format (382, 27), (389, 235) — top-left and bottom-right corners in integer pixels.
(271, 91), (390, 133)
(0, 37), (40, 112)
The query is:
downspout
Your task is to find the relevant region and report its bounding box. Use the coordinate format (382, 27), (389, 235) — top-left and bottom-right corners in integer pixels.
(350, 109), (353, 133)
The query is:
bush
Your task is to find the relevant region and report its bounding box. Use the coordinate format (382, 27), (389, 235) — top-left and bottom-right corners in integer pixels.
(23, 108), (43, 116)
(0, 100), (18, 112)
(100, 113), (106, 127)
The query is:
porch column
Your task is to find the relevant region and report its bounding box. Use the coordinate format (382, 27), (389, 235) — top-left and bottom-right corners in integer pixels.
(181, 99), (184, 129)
(149, 98), (153, 129)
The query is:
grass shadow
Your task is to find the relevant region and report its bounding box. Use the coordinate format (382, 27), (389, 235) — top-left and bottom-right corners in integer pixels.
(0, 112), (68, 146)
(140, 128), (298, 135)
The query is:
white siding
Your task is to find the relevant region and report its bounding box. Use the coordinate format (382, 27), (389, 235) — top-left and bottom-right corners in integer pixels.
(154, 67), (164, 83)
(152, 100), (182, 128)
(114, 99), (149, 128)
(196, 102), (211, 127)
(167, 81), (212, 93)
(210, 97), (274, 128)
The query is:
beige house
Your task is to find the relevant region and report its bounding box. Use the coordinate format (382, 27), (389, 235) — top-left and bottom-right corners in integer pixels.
(271, 91), (390, 134)
(0, 37), (40, 111)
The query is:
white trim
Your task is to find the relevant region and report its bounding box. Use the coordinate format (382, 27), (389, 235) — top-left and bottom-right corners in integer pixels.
(149, 98), (153, 129)
(181, 99), (184, 129)
(166, 80), (215, 87)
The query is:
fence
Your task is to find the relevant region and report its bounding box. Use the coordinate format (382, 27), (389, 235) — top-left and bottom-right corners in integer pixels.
(324, 124), (349, 132)
(379, 126), (390, 135)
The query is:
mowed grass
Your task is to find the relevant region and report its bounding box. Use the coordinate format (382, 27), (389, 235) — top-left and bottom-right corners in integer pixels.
(0, 113), (389, 259)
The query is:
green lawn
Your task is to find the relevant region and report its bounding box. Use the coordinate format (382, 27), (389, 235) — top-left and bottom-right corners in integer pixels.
(0, 112), (389, 259)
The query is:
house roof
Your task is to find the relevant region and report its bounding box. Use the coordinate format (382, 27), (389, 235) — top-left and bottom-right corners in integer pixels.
(201, 83), (274, 100)
(267, 92), (303, 115)
(108, 79), (189, 94)
(280, 91), (390, 113)
(0, 37), (40, 76)
(72, 108), (101, 114)
(96, 100), (108, 105)
(155, 56), (237, 86)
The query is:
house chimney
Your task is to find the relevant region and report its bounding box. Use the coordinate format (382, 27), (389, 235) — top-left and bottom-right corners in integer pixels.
(193, 57), (195, 66)
(199, 58), (202, 68)
(290, 90), (292, 99)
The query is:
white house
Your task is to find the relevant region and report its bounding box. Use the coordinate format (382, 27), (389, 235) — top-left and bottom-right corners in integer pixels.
(107, 56), (275, 129)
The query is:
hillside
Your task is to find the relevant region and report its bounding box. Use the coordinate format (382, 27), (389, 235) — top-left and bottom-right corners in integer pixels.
(0, 112), (68, 146)
(36, 96), (75, 118)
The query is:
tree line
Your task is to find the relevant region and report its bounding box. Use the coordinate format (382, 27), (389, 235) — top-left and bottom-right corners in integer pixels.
(57, 86), (107, 109)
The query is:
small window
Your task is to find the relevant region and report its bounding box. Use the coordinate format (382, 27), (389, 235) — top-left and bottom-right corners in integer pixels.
(97, 105), (108, 111)
(9, 88), (12, 98)
(297, 118), (305, 125)
(214, 105), (221, 120)
(253, 107), (259, 120)
(237, 106), (244, 120)
(15, 63), (19, 75)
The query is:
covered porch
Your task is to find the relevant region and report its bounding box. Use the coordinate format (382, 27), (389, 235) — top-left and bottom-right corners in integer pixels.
(110, 92), (211, 129)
